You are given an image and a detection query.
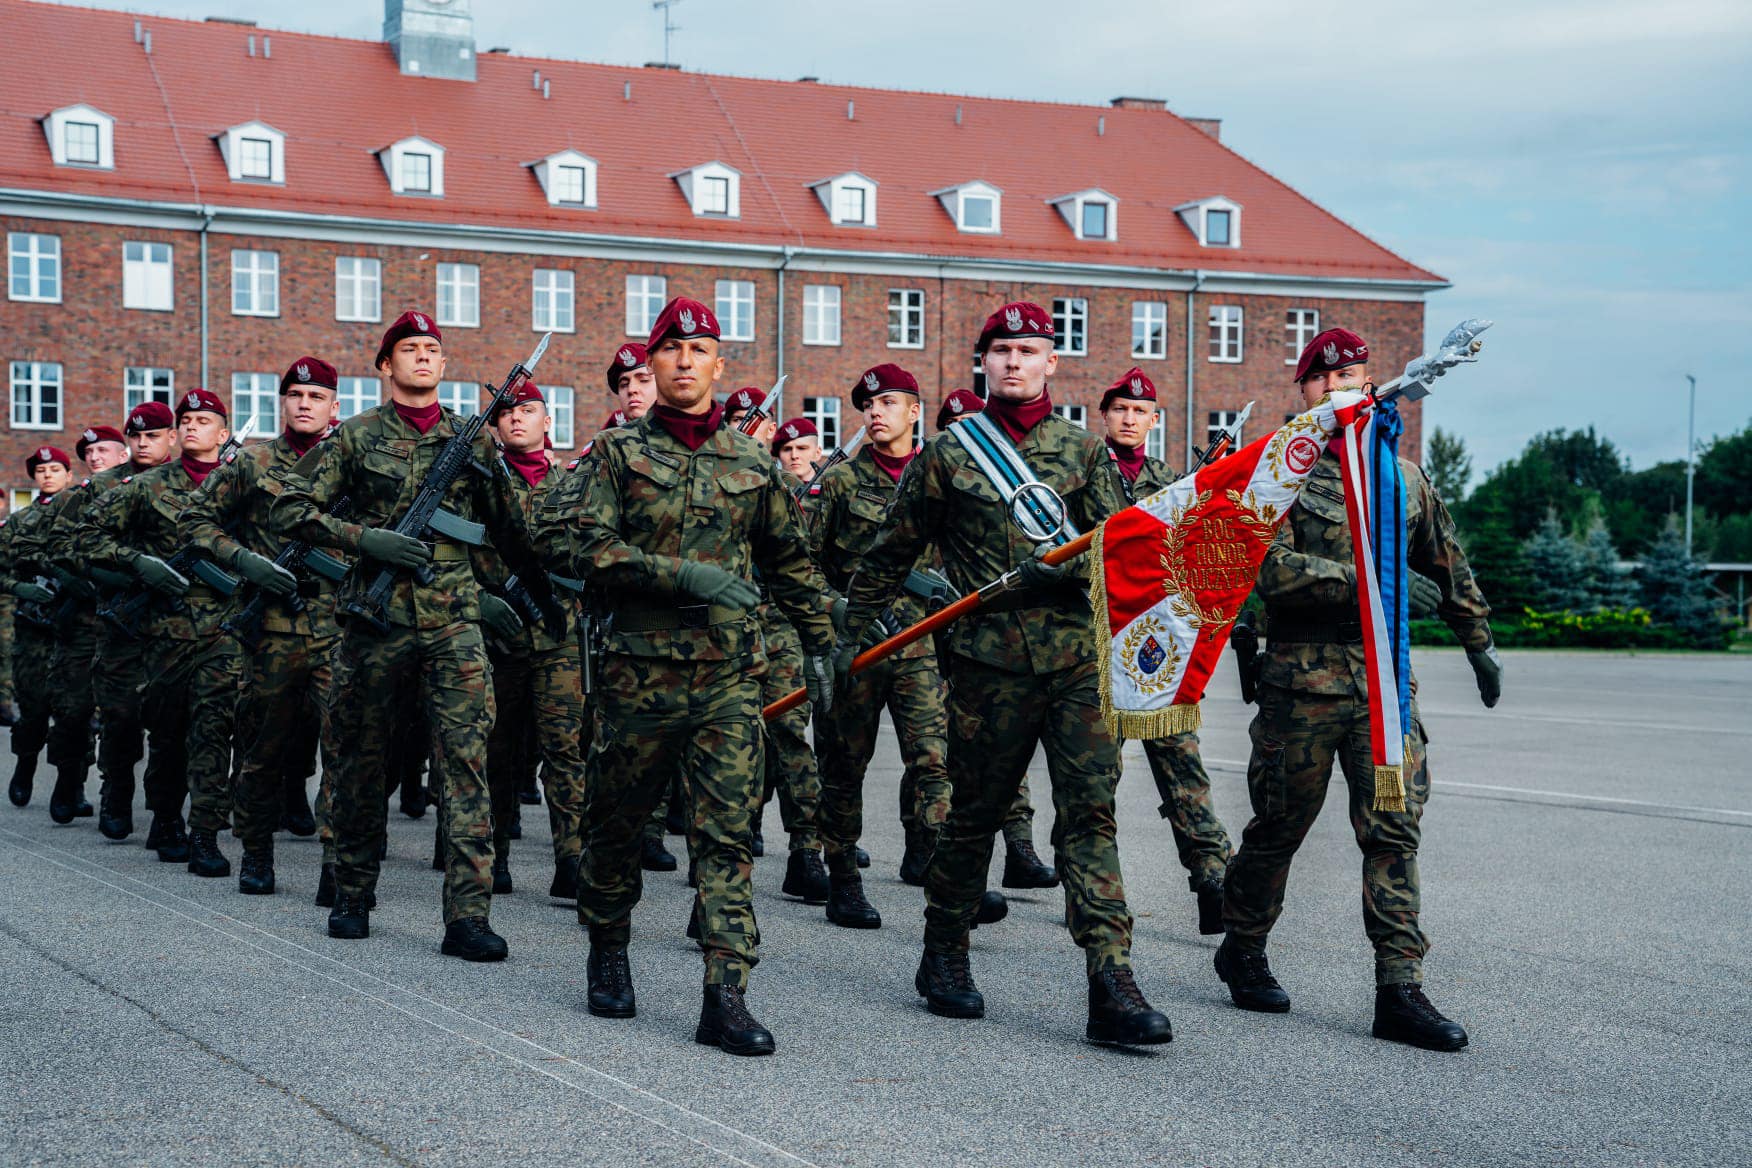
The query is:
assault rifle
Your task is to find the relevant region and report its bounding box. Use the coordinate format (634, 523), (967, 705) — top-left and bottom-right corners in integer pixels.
(733, 375), (787, 437)
(340, 333), (551, 633)
(222, 496), (355, 653)
(793, 425), (866, 501)
(15, 577), (61, 631)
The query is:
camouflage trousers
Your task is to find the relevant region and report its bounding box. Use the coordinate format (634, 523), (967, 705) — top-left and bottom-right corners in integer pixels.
(145, 630), (244, 834)
(928, 656), (1133, 973)
(47, 612), (98, 785)
(486, 642), (586, 867)
(1137, 731), (1232, 888)
(326, 620), (495, 925)
(0, 595), (13, 701)
(815, 651), (950, 859)
(94, 629), (180, 818)
(756, 628), (820, 851)
(1223, 681), (1431, 986)
(930, 632), (1035, 843)
(232, 628), (336, 850)
(581, 652), (763, 988)
(10, 624), (55, 761)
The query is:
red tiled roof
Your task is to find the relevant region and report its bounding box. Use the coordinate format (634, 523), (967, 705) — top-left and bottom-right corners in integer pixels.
(0, 0), (1441, 284)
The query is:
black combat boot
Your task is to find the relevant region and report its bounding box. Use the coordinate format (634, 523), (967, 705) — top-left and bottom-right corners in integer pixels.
(750, 827), (765, 858)
(507, 812), (522, 840)
(1194, 878), (1225, 936)
(686, 858), (698, 889)
(548, 854), (579, 901)
(695, 985), (775, 1056)
(328, 895), (370, 939)
(314, 862), (337, 907)
(586, 944), (636, 1018)
(971, 890), (1008, 928)
(238, 846), (275, 895)
(518, 777), (540, 806)
(281, 783), (316, 837)
(492, 854), (514, 894)
(824, 851), (880, 929)
(48, 770), (93, 824)
(1002, 836), (1059, 889)
(98, 785), (133, 840)
(781, 848), (830, 905)
(152, 816), (190, 864)
(898, 826), (936, 886)
(400, 778), (427, 819)
(640, 833), (678, 872)
(1373, 984), (1469, 1052)
(663, 780), (687, 835)
(685, 900), (703, 944)
(432, 823), (446, 871)
(1086, 968), (1173, 1046)
(1214, 938), (1291, 1013)
(7, 754), (35, 807)
(187, 828), (230, 877)
(854, 844), (870, 869)
(915, 951), (984, 1019)
(441, 917), (508, 962)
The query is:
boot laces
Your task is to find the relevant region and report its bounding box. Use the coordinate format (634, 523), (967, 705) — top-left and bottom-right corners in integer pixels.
(334, 894), (368, 917)
(593, 948), (631, 992)
(1234, 948), (1279, 988)
(937, 953), (976, 992)
(1397, 984), (1448, 1025)
(716, 986), (758, 1029)
(1100, 968), (1150, 1011)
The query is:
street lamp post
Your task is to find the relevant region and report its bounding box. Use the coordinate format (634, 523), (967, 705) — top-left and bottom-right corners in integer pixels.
(1685, 374), (1697, 560)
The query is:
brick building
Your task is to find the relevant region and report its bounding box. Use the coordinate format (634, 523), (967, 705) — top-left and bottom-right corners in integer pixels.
(0, 0), (1443, 510)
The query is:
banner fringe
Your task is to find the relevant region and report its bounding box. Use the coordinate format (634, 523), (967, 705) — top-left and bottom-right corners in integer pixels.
(1091, 526), (1204, 739)
(1372, 765), (1406, 813)
(1114, 703), (1203, 739)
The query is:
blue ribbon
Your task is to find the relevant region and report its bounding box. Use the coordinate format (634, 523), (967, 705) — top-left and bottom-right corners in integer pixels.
(1370, 399), (1411, 739)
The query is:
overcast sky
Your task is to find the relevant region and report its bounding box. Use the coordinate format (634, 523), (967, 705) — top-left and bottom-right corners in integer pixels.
(49, 0), (1752, 479)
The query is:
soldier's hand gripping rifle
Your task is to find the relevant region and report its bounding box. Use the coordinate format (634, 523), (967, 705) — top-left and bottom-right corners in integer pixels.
(222, 496), (355, 653)
(793, 425), (866, 501)
(340, 333), (551, 634)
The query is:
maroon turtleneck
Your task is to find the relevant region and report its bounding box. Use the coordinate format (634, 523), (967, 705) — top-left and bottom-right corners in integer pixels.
(503, 446), (550, 488)
(180, 454), (220, 485)
(982, 390), (1054, 443)
(870, 446), (917, 483)
(394, 400), (443, 435)
(284, 427), (323, 457)
(651, 402), (725, 452)
(1106, 438), (1147, 483)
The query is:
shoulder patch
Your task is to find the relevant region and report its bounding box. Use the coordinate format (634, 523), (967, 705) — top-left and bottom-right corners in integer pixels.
(120, 476), (132, 484)
(808, 481), (823, 496)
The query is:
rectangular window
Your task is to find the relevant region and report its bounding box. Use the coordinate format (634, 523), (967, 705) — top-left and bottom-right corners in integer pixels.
(834, 185), (867, 224)
(438, 381), (480, 417)
(1145, 412), (1166, 461)
(699, 175), (731, 214)
(65, 121), (100, 165)
(436, 262), (479, 328)
(10, 361), (62, 429)
(802, 395), (841, 450)
(547, 385), (575, 448)
(1080, 200), (1109, 239)
(8, 233), (61, 303)
(1285, 308), (1320, 365)
(401, 152), (432, 194)
(337, 376), (380, 421)
(1208, 304), (1243, 363)
(1131, 301), (1166, 359)
(122, 241), (174, 311)
(532, 268), (575, 332)
(553, 165), (586, 204)
(231, 372), (280, 434)
(971, 356), (986, 400)
(1208, 410), (1242, 453)
(961, 193), (995, 231)
(239, 137), (274, 180)
(887, 288), (924, 349)
(1054, 403), (1086, 429)
(1052, 297), (1088, 356)
(715, 279), (755, 341)
(625, 274), (666, 336)
(1206, 209), (1233, 246)
(230, 249), (279, 316)
(335, 257), (382, 323)
(123, 366), (174, 412)
(803, 285), (841, 346)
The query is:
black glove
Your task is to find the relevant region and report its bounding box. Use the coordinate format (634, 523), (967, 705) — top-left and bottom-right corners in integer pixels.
(1409, 572), (1442, 615)
(830, 632), (860, 690)
(674, 560), (761, 610)
(131, 553), (189, 597)
(803, 652), (834, 714)
(480, 594), (525, 642)
(859, 608), (901, 651)
(358, 527), (432, 569)
(1466, 646), (1503, 709)
(231, 549), (298, 597)
(1015, 544), (1066, 590)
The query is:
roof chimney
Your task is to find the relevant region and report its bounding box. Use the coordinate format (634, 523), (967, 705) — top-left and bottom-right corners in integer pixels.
(1184, 117), (1222, 142)
(384, 0), (476, 82)
(1110, 96), (1166, 111)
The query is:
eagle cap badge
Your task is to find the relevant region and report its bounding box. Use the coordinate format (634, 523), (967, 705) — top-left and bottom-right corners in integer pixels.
(1322, 341), (1340, 365)
(1004, 306), (1023, 331)
(618, 348), (635, 366)
(295, 362), (311, 383)
(864, 371), (880, 391)
(678, 308), (696, 334)
(413, 313), (430, 332)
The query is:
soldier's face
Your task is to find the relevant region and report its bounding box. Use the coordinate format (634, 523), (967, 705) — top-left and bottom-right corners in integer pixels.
(650, 337), (724, 414)
(32, 461), (70, 494)
(1103, 399), (1156, 449)
(127, 428), (176, 466)
(777, 438), (821, 480)
(1299, 363), (1370, 409)
(983, 338), (1057, 403)
(499, 400), (549, 452)
(84, 441), (128, 472)
(864, 391), (919, 449)
(179, 411), (229, 460)
(616, 367), (656, 420)
(282, 385), (338, 438)
(382, 337), (446, 396)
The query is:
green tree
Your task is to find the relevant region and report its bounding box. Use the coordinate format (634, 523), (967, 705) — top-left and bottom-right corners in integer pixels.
(1695, 424), (1752, 518)
(1523, 512), (1588, 610)
(1636, 515), (1727, 648)
(1578, 517), (1635, 609)
(1426, 427), (1473, 503)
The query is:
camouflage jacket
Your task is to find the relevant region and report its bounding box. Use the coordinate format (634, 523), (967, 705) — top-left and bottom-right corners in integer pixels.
(475, 455), (575, 655)
(269, 405), (544, 632)
(15, 462), (145, 587)
(1128, 453), (1176, 500)
(538, 413), (834, 662)
(0, 493), (60, 589)
(1258, 449), (1492, 696)
(845, 413), (1127, 675)
(808, 448), (933, 661)
(82, 460), (233, 641)
(180, 435), (342, 640)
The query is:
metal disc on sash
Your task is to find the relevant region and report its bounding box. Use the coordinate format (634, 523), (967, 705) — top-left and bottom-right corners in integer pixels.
(1008, 481), (1069, 544)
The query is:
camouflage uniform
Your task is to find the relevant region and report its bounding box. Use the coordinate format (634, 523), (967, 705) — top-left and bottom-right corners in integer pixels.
(270, 404), (547, 925)
(0, 505), (59, 771)
(844, 413), (1135, 973)
(1224, 450), (1491, 986)
(751, 468), (824, 854)
(536, 414), (834, 989)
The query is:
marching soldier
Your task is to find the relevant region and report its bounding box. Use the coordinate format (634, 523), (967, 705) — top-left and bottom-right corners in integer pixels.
(1216, 327), (1501, 1052)
(773, 417), (822, 485)
(270, 310), (553, 960)
(608, 342), (656, 422)
(538, 296), (835, 1056)
(840, 301), (1172, 1046)
(1099, 368), (1233, 933)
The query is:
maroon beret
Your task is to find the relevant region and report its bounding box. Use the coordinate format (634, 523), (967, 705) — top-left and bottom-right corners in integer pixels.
(975, 301), (1055, 354)
(600, 408), (628, 432)
(376, 309), (444, 368)
(280, 355), (339, 394)
(851, 363), (920, 410)
(724, 386), (766, 416)
(75, 425), (125, 461)
(606, 342), (649, 393)
(24, 445), (71, 474)
(936, 389), (985, 431)
(175, 387), (228, 422)
(125, 401), (175, 434)
(771, 417), (818, 455)
(490, 378), (545, 420)
(1100, 367), (1158, 412)
(1293, 328), (1370, 383)
(645, 297), (719, 351)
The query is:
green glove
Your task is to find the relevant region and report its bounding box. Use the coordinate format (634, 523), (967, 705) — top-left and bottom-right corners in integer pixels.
(673, 560), (761, 610)
(9, 580), (54, 604)
(1409, 572), (1442, 615)
(358, 527), (432, 569)
(859, 608), (900, 651)
(0, 699), (18, 727)
(803, 652), (834, 714)
(480, 594), (525, 642)
(231, 549), (298, 597)
(829, 594), (849, 632)
(1466, 646), (1503, 709)
(131, 553), (189, 597)
(830, 632), (859, 690)
(1015, 543), (1066, 590)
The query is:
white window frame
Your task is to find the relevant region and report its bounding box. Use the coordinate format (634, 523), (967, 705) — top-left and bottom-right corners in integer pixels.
(1208, 305), (1244, 363)
(1145, 412), (1166, 461)
(8, 232), (61, 303)
(1131, 301), (1167, 359)
(239, 137), (274, 180)
(625, 274), (667, 337)
(1208, 410), (1243, 449)
(438, 381), (480, 417)
(436, 262), (480, 328)
(812, 172), (878, 227)
(670, 161), (742, 218)
(715, 279), (755, 342)
(547, 385), (576, 448)
(380, 135), (446, 197)
(1286, 308), (1320, 366)
(1175, 196), (1244, 249)
(1052, 297), (1088, 357)
(10, 361), (62, 430)
(337, 376), (380, 421)
(1049, 188), (1119, 241)
(335, 256), (382, 323)
(65, 120), (101, 166)
(231, 372), (280, 435)
(802, 396), (841, 450)
(218, 121), (286, 184)
(531, 149), (598, 208)
(934, 181), (1003, 234)
(402, 152), (433, 193)
(802, 285), (842, 347)
(887, 288), (924, 350)
(43, 104), (115, 169)
(230, 249), (279, 317)
(532, 268), (576, 333)
(124, 366), (175, 413)
(1053, 403), (1087, 429)
(123, 241), (174, 311)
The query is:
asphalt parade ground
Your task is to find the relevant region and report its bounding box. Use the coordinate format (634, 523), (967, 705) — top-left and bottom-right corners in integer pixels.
(2, 649), (1748, 1167)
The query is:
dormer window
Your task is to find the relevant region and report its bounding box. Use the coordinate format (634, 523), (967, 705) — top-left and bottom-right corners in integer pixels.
(43, 104), (115, 169)
(403, 153), (432, 192)
(217, 121), (285, 184)
(380, 136), (446, 197)
(1048, 188), (1119, 241)
(932, 181), (1002, 234)
(671, 162), (742, 218)
(529, 149), (598, 208)
(1175, 196), (1243, 249)
(810, 172), (878, 227)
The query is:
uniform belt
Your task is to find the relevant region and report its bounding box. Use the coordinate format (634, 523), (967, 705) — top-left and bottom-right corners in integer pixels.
(612, 602), (744, 631)
(1267, 611), (1363, 645)
(429, 541), (472, 562)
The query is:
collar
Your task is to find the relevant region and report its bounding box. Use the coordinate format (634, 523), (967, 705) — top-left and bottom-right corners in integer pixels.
(284, 427), (323, 457)
(650, 402), (725, 452)
(502, 446), (550, 488)
(393, 400), (443, 436)
(981, 389), (1053, 443)
(1106, 438), (1147, 483)
(180, 454), (220, 485)
(869, 445), (917, 483)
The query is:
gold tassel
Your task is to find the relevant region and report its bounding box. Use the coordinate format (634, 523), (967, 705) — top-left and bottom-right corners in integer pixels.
(1373, 765), (1406, 813)
(1113, 703), (1202, 740)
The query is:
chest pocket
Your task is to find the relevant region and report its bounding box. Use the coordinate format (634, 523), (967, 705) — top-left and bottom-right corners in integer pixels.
(712, 467), (766, 529)
(146, 487), (188, 533)
(623, 453), (682, 532)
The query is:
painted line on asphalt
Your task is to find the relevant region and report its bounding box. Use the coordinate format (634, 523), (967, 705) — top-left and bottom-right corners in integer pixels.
(1415, 709), (1749, 735)
(0, 826), (820, 1168)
